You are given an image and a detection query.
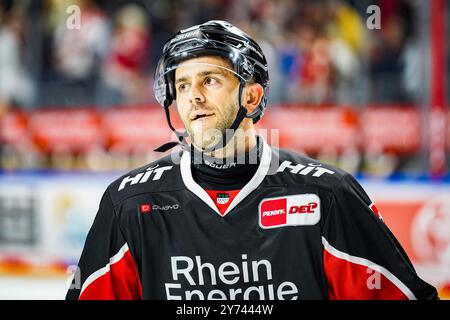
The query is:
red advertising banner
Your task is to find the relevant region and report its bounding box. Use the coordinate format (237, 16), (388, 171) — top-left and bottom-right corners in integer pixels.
(102, 107), (173, 153)
(0, 105), (446, 158)
(28, 109), (103, 153)
(361, 106), (422, 154)
(0, 111), (28, 144)
(260, 106), (359, 154)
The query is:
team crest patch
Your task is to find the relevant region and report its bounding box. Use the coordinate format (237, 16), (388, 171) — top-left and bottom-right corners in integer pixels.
(258, 194), (321, 229)
(217, 193), (230, 205)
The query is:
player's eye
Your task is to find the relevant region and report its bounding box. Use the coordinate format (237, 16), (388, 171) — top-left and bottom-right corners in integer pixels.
(177, 83), (189, 93)
(204, 77), (219, 86)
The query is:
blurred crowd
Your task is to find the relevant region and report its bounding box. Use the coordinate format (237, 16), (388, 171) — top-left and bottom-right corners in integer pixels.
(0, 0), (439, 111)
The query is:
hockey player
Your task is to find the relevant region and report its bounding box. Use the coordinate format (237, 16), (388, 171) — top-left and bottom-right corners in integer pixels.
(66, 20), (438, 300)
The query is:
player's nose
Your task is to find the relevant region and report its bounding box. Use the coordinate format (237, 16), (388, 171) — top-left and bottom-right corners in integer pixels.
(188, 82), (205, 104)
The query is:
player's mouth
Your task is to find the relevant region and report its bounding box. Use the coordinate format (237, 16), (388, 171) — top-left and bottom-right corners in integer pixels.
(190, 111), (215, 121)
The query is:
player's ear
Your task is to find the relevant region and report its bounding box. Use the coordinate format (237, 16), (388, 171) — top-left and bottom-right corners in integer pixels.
(242, 82), (263, 113)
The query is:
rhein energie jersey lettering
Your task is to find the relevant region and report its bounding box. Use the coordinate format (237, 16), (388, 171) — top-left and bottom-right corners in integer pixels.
(165, 254), (298, 300)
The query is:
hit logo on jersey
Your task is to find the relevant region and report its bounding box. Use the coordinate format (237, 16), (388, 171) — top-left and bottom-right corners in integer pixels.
(259, 194), (321, 229)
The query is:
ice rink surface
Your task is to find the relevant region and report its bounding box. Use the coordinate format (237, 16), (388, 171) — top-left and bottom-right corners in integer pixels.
(0, 275), (68, 300)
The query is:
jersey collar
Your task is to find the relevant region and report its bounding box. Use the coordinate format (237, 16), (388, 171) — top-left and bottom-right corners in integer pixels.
(180, 136), (272, 217)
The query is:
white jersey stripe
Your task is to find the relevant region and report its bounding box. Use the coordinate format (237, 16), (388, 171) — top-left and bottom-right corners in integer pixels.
(180, 152), (221, 215)
(321, 236), (417, 300)
(180, 136), (272, 217)
(224, 137), (272, 215)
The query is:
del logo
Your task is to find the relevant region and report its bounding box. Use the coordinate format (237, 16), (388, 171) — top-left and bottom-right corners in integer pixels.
(259, 194), (321, 229)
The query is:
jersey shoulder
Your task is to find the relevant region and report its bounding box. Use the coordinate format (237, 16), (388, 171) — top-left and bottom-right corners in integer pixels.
(106, 152), (184, 205)
(267, 147), (349, 190)
(273, 148), (376, 213)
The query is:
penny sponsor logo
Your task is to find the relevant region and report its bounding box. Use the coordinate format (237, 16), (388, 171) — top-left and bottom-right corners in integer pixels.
(259, 194), (321, 228)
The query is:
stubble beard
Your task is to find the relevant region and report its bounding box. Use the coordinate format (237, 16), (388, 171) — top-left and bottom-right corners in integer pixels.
(189, 101), (239, 151)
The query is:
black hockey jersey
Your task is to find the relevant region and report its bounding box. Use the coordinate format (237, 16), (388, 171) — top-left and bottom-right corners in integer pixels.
(66, 138), (438, 300)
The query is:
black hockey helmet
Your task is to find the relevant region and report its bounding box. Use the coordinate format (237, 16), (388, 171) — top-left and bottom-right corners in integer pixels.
(153, 20), (269, 152)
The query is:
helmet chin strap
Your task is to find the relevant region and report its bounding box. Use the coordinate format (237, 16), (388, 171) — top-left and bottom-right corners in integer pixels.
(154, 81), (250, 154)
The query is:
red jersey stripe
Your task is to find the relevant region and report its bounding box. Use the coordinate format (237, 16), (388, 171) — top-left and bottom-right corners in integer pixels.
(322, 237), (414, 300)
(79, 244), (142, 300)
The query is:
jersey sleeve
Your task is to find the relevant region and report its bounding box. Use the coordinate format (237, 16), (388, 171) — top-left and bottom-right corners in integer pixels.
(65, 189), (142, 300)
(321, 174), (439, 300)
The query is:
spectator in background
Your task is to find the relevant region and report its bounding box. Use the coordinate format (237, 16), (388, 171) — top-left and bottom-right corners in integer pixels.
(226, 0), (284, 104)
(367, 0), (415, 103)
(0, 3), (34, 110)
(193, 0), (229, 25)
(284, 2), (336, 105)
(50, 0), (109, 106)
(278, 30), (301, 103)
(98, 3), (152, 106)
(0, 1), (35, 169)
(295, 27), (336, 104)
(278, 0), (363, 105)
(325, 0), (364, 105)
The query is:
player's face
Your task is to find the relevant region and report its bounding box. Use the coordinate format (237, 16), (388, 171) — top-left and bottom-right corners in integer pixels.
(175, 56), (240, 150)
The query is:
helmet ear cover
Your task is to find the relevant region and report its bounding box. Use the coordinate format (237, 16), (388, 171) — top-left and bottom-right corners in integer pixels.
(165, 71), (176, 107)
